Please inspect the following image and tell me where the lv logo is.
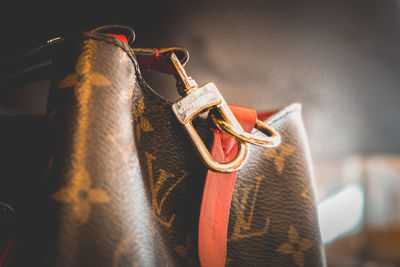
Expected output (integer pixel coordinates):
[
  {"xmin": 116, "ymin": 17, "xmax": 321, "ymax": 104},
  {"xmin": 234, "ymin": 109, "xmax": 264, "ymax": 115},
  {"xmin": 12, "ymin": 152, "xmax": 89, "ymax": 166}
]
[
  {"xmin": 229, "ymin": 175, "xmax": 270, "ymax": 241},
  {"xmin": 145, "ymin": 152, "xmax": 188, "ymax": 227}
]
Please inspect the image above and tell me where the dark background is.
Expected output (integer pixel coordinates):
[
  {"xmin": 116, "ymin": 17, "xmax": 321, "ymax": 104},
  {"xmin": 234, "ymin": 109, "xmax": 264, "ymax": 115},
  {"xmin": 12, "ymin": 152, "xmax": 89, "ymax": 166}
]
[{"xmin": 1, "ymin": 0, "xmax": 399, "ymax": 159}]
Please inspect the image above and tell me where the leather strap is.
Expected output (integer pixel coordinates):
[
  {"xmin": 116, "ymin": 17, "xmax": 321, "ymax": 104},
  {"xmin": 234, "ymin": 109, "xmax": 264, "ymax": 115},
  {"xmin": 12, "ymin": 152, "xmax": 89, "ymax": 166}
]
[{"xmin": 198, "ymin": 105, "xmax": 257, "ymax": 267}]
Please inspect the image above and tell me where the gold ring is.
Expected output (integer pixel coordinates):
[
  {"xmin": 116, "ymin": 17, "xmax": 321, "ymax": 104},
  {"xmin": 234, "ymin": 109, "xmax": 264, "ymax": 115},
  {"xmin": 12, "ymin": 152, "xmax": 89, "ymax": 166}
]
[{"xmin": 211, "ymin": 115, "xmax": 281, "ymax": 147}]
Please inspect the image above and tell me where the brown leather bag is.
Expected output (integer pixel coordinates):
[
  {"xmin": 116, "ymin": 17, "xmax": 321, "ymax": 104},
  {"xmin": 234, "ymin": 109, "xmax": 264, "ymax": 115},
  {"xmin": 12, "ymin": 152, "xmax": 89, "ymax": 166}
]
[{"xmin": 0, "ymin": 25, "xmax": 325, "ymax": 266}]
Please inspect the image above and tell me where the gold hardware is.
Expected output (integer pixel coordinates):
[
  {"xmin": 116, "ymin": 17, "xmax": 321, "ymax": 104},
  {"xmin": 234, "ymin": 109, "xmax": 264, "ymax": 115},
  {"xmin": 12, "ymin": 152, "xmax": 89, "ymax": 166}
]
[
  {"xmin": 170, "ymin": 51, "xmax": 281, "ymax": 173},
  {"xmin": 170, "ymin": 53, "xmax": 249, "ymax": 173},
  {"xmin": 170, "ymin": 53, "xmax": 198, "ymax": 96},
  {"xmin": 211, "ymin": 116, "xmax": 281, "ymax": 147}
]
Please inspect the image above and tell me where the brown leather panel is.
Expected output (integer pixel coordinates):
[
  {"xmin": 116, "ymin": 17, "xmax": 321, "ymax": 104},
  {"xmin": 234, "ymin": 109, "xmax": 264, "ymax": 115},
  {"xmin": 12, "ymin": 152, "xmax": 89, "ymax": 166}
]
[
  {"xmin": 227, "ymin": 104, "xmax": 326, "ymax": 266},
  {"xmin": 45, "ymin": 34, "xmax": 162, "ymax": 266}
]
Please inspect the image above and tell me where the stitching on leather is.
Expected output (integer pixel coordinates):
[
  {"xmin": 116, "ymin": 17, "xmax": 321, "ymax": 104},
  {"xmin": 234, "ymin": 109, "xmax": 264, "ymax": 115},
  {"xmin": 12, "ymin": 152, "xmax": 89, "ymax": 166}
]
[
  {"xmin": 83, "ymin": 34, "xmax": 136, "ymax": 63},
  {"xmin": 82, "ymin": 33, "xmax": 171, "ymax": 109}
]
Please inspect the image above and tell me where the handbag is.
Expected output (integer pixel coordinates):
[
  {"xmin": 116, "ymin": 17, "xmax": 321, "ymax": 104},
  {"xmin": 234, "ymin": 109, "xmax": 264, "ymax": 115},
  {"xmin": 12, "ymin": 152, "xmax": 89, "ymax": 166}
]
[{"xmin": 0, "ymin": 25, "xmax": 325, "ymax": 266}]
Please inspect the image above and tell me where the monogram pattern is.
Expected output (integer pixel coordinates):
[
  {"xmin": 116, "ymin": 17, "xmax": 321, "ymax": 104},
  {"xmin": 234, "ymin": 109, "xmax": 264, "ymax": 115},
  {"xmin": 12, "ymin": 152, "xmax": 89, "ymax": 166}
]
[
  {"xmin": 52, "ymin": 40, "xmax": 111, "ymax": 225},
  {"xmin": 58, "ymin": 55, "xmax": 111, "ymax": 91},
  {"xmin": 229, "ymin": 175, "xmax": 271, "ymax": 241},
  {"xmin": 51, "ymin": 172, "xmax": 111, "ymax": 224},
  {"xmin": 264, "ymin": 142, "xmax": 295, "ymax": 174},
  {"xmin": 133, "ymin": 97, "xmax": 153, "ymax": 141},
  {"xmin": 225, "ymin": 128, "xmax": 323, "ymax": 266},
  {"xmin": 276, "ymin": 225, "xmax": 313, "ymax": 267},
  {"xmin": 145, "ymin": 152, "xmax": 188, "ymax": 228}
]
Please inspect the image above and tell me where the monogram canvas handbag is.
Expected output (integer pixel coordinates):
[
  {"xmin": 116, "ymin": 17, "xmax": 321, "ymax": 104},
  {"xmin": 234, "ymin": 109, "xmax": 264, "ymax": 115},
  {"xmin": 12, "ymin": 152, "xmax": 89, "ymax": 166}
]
[{"xmin": 0, "ymin": 25, "xmax": 325, "ymax": 266}]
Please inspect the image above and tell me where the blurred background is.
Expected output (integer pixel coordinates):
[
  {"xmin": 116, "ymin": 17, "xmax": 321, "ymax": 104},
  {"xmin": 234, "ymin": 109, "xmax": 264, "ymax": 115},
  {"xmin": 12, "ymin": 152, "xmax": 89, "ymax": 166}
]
[{"xmin": 1, "ymin": 0, "xmax": 400, "ymax": 265}]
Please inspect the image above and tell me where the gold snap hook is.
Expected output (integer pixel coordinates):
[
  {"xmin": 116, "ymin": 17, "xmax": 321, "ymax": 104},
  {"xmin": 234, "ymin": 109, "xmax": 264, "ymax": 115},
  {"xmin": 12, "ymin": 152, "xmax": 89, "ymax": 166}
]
[
  {"xmin": 170, "ymin": 53, "xmax": 198, "ymax": 96},
  {"xmin": 170, "ymin": 53, "xmax": 249, "ymax": 173}
]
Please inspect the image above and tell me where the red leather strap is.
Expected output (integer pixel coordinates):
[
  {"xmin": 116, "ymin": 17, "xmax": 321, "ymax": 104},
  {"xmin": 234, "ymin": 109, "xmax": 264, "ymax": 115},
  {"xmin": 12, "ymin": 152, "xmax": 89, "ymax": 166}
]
[{"xmin": 198, "ymin": 105, "xmax": 257, "ymax": 267}]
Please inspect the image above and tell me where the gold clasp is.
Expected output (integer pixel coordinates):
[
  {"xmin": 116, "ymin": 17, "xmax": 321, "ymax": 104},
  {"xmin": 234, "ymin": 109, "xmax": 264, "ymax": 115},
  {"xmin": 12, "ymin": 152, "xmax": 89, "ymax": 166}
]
[{"xmin": 170, "ymin": 53, "xmax": 249, "ymax": 173}]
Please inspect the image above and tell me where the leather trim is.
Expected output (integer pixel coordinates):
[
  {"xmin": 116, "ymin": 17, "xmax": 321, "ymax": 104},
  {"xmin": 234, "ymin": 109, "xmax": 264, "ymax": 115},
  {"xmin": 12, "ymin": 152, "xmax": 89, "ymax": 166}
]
[{"xmin": 199, "ymin": 106, "xmax": 257, "ymax": 267}]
